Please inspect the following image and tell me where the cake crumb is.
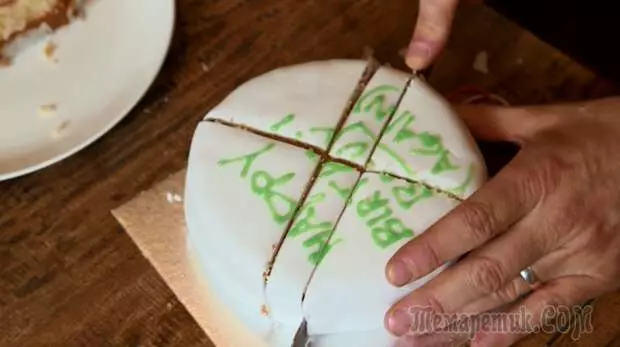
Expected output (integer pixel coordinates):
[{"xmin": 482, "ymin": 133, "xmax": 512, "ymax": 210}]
[
  {"xmin": 39, "ymin": 103, "xmax": 58, "ymax": 118},
  {"xmin": 473, "ymin": 51, "xmax": 489, "ymax": 74},
  {"xmin": 166, "ymin": 192, "xmax": 183, "ymax": 204},
  {"xmin": 200, "ymin": 62, "xmax": 210, "ymax": 72},
  {"xmin": 52, "ymin": 120, "xmax": 71, "ymax": 139},
  {"xmin": 516, "ymin": 57, "xmax": 524, "ymax": 65},
  {"xmin": 44, "ymin": 41, "xmax": 58, "ymax": 62},
  {"xmin": 260, "ymin": 304, "xmax": 270, "ymax": 317}
]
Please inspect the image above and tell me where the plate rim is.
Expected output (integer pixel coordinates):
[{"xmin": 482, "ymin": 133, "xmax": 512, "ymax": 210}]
[{"xmin": 0, "ymin": 0, "xmax": 177, "ymax": 182}]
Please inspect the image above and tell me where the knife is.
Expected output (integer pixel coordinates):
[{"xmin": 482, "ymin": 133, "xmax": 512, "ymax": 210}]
[{"xmin": 292, "ymin": 319, "xmax": 310, "ymax": 347}]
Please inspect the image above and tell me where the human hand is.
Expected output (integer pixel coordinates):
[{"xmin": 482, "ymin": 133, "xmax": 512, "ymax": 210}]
[
  {"xmin": 406, "ymin": 0, "xmax": 461, "ymax": 70},
  {"xmin": 384, "ymin": 98, "xmax": 620, "ymax": 346},
  {"xmin": 406, "ymin": 0, "xmax": 488, "ymax": 71}
]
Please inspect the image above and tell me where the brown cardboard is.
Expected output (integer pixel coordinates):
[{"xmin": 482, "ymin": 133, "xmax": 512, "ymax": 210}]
[{"xmin": 111, "ymin": 170, "xmax": 266, "ymax": 347}]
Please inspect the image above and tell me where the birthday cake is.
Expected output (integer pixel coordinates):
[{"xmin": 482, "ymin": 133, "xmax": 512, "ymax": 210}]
[{"xmin": 184, "ymin": 59, "xmax": 488, "ymax": 346}]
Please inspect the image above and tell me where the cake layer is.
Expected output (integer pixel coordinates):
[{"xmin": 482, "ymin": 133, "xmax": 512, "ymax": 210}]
[
  {"xmin": 0, "ymin": 0, "xmax": 79, "ymax": 60},
  {"xmin": 205, "ymin": 59, "xmax": 372, "ymax": 150},
  {"xmin": 329, "ymin": 66, "xmax": 409, "ymax": 166},
  {"xmin": 265, "ymin": 161, "xmax": 360, "ymax": 329},
  {"xmin": 303, "ymin": 172, "xmax": 459, "ymax": 335},
  {"xmin": 368, "ymin": 78, "xmax": 487, "ymax": 198},
  {"xmin": 184, "ymin": 120, "xmax": 319, "ymax": 340}
]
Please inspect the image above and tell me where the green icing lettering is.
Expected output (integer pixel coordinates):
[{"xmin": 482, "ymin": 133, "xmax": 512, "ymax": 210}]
[
  {"xmin": 334, "ymin": 122, "xmax": 377, "ymax": 159},
  {"xmin": 357, "ymin": 191, "xmax": 390, "ymax": 219},
  {"xmin": 270, "ymin": 113, "xmax": 295, "ymax": 133},
  {"xmin": 354, "ymin": 85, "xmax": 401, "ymax": 121},
  {"xmin": 392, "ymin": 183, "xmax": 434, "ymax": 210},
  {"xmin": 367, "ymin": 206, "xmax": 393, "ymax": 227},
  {"xmin": 391, "ymin": 111, "xmax": 417, "ymax": 143},
  {"xmin": 305, "ymin": 149, "xmax": 320, "ymax": 161},
  {"xmin": 218, "ymin": 143, "xmax": 276, "ymax": 177},
  {"xmin": 372, "ymin": 218, "xmax": 414, "ymax": 249},
  {"xmin": 328, "ymin": 180, "xmax": 354, "ymax": 200},
  {"xmin": 431, "ymin": 150, "xmax": 460, "ymax": 174},
  {"xmin": 288, "ymin": 191, "xmax": 342, "ymax": 266},
  {"xmin": 251, "ymin": 171, "xmax": 298, "ymax": 224},
  {"xmin": 417, "ymin": 132, "xmax": 441, "ymax": 149},
  {"xmin": 376, "ymin": 143, "xmax": 415, "ymax": 175},
  {"xmin": 382, "ymin": 109, "xmax": 462, "ymax": 176},
  {"xmin": 448, "ymin": 164, "xmax": 475, "ymax": 196},
  {"xmin": 319, "ymin": 162, "xmax": 354, "ymax": 178},
  {"xmin": 379, "ymin": 174, "xmax": 395, "ymax": 183},
  {"xmin": 385, "ymin": 110, "xmax": 413, "ymax": 138},
  {"xmin": 295, "ymin": 131, "xmax": 304, "ymax": 139},
  {"xmin": 310, "ymin": 126, "xmax": 337, "ymax": 147},
  {"xmin": 409, "ymin": 132, "xmax": 459, "ymax": 174},
  {"xmin": 304, "ymin": 231, "xmax": 342, "ymax": 265},
  {"xmin": 355, "ymin": 188, "xmax": 415, "ymax": 249}
]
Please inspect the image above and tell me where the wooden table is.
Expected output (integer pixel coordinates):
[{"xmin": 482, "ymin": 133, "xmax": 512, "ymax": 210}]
[{"xmin": 1, "ymin": 1, "xmax": 618, "ymax": 346}]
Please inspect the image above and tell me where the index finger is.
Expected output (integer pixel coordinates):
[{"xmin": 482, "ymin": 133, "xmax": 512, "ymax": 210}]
[
  {"xmin": 406, "ymin": 0, "xmax": 460, "ymax": 70},
  {"xmin": 386, "ymin": 161, "xmax": 538, "ymax": 287}
]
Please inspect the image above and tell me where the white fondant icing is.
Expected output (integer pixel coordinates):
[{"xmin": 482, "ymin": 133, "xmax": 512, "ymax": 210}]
[
  {"xmin": 303, "ymin": 173, "xmax": 459, "ymax": 335},
  {"xmin": 205, "ymin": 60, "xmax": 369, "ymax": 149},
  {"xmin": 329, "ymin": 67, "xmax": 409, "ymax": 166},
  {"xmin": 265, "ymin": 161, "xmax": 359, "ymax": 329},
  {"xmin": 184, "ymin": 60, "xmax": 490, "ymax": 346},
  {"xmin": 369, "ymin": 78, "xmax": 487, "ymax": 198},
  {"xmin": 184, "ymin": 121, "xmax": 318, "ymax": 342}
]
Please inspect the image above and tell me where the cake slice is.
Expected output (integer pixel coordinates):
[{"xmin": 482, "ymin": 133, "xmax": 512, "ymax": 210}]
[{"xmin": 0, "ymin": 0, "xmax": 83, "ymax": 63}]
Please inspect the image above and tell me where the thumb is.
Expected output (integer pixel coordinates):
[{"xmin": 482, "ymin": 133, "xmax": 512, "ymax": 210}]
[
  {"xmin": 454, "ymin": 104, "xmax": 559, "ymax": 144},
  {"xmin": 406, "ymin": 0, "xmax": 460, "ymax": 71}
]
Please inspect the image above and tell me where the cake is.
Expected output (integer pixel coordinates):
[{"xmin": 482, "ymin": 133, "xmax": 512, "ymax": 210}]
[
  {"xmin": 184, "ymin": 59, "xmax": 488, "ymax": 346},
  {"xmin": 0, "ymin": 0, "xmax": 82, "ymax": 63}
]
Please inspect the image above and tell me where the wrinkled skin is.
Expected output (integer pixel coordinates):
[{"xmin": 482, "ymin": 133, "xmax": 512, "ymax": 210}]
[{"xmin": 390, "ymin": 6, "xmax": 620, "ymax": 345}]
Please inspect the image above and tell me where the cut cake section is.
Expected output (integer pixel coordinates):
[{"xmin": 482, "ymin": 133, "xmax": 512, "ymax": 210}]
[
  {"xmin": 265, "ymin": 161, "xmax": 360, "ymax": 332},
  {"xmin": 329, "ymin": 66, "xmax": 409, "ymax": 166},
  {"xmin": 302, "ymin": 172, "xmax": 460, "ymax": 335},
  {"xmin": 368, "ymin": 78, "xmax": 487, "ymax": 198},
  {"xmin": 184, "ymin": 120, "xmax": 318, "ymax": 342},
  {"xmin": 205, "ymin": 59, "xmax": 377, "ymax": 150},
  {"xmin": 0, "ymin": 0, "xmax": 82, "ymax": 62}
]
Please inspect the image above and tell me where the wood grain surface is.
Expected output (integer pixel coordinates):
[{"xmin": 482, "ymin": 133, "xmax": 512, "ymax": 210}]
[{"xmin": 0, "ymin": 1, "xmax": 618, "ymax": 346}]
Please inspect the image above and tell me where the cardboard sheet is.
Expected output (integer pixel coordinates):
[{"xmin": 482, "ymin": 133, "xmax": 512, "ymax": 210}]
[{"xmin": 111, "ymin": 170, "xmax": 266, "ymax": 347}]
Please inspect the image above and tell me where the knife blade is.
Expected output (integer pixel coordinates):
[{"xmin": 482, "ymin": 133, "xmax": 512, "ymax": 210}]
[{"xmin": 292, "ymin": 319, "xmax": 310, "ymax": 347}]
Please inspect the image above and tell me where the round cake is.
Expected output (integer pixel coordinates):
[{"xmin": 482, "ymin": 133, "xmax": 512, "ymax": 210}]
[{"xmin": 184, "ymin": 59, "xmax": 488, "ymax": 346}]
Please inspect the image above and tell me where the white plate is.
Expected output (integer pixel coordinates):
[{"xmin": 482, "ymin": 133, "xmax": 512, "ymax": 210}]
[{"xmin": 0, "ymin": 0, "xmax": 175, "ymax": 181}]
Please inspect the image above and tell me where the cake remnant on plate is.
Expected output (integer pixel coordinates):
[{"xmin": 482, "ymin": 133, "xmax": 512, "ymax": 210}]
[{"xmin": 0, "ymin": 0, "xmax": 83, "ymax": 64}]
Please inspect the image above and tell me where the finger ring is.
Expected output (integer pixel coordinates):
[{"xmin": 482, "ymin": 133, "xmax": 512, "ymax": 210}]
[{"xmin": 519, "ymin": 266, "xmax": 539, "ymax": 286}]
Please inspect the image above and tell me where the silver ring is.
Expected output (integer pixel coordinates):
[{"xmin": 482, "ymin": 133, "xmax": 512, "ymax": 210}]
[{"xmin": 519, "ymin": 266, "xmax": 539, "ymax": 286}]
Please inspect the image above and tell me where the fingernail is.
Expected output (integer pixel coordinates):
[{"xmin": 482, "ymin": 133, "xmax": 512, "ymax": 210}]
[
  {"xmin": 386, "ymin": 309, "xmax": 412, "ymax": 336},
  {"xmin": 387, "ymin": 260, "xmax": 412, "ymax": 286},
  {"xmin": 406, "ymin": 41, "xmax": 432, "ymax": 70}
]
